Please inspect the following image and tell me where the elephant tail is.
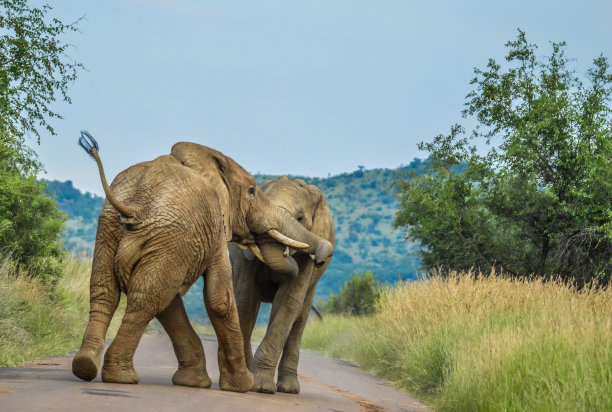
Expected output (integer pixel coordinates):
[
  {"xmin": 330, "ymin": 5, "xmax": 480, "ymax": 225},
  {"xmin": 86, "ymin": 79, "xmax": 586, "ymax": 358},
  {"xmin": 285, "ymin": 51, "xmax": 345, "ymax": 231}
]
[{"xmin": 78, "ymin": 131, "xmax": 137, "ymax": 219}]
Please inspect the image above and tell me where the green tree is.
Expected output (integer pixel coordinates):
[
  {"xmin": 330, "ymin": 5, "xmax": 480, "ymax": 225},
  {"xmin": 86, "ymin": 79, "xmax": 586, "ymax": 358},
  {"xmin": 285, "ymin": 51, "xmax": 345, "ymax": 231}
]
[
  {"xmin": 0, "ymin": 134, "xmax": 65, "ymax": 280},
  {"xmin": 393, "ymin": 30, "xmax": 612, "ymax": 283},
  {"xmin": 326, "ymin": 270, "xmax": 381, "ymax": 315},
  {"xmin": 0, "ymin": 0, "xmax": 82, "ymax": 142},
  {"xmin": 0, "ymin": 1, "xmax": 81, "ymax": 279}
]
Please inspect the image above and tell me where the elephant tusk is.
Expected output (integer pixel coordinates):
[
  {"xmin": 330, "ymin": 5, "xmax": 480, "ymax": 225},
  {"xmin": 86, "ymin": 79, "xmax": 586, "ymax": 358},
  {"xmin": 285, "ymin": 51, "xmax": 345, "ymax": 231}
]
[
  {"xmin": 283, "ymin": 246, "xmax": 289, "ymax": 257},
  {"xmin": 267, "ymin": 229, "xmax": 310, "ymax": 249},
  {"xmin": 248, "ymin": 243, "xmax": 266, "ymax": 263},
  {"xmin": 236, "ymin": 243, "xmax": 248, "ymax": 250}
]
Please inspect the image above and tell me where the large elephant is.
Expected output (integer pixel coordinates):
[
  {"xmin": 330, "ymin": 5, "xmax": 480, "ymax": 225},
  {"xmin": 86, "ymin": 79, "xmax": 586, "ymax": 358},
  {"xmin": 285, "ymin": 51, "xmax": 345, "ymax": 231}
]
[
  {"xmin": 230, "ymin": 176, "xmax": 335, "ymax": 394},
  {"xmin": 72, "ymin": 134, "xmax": 333, "ymax": 392}
]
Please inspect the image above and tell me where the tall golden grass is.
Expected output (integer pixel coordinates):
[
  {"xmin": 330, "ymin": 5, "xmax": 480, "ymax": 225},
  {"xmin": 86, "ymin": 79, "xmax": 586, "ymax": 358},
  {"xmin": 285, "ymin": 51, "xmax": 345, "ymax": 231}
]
[
  {"xmin": 302, "ymin": 270, "xmax": 612, "ymax": 411},
  {"xmin": 0, "ymin": 256, "xmax": 124, "ymax": 366}
]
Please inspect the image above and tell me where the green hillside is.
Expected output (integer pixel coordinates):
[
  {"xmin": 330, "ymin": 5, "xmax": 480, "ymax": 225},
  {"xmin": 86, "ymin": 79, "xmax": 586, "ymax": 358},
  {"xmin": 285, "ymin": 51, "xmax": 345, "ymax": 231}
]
[
  {"xmin": 45, "ymin": 160, "xmax": 424, "ymax": 320},
  {"xmin": 45, "ymin": 180, "xmax": 104, "ymax": 253}
]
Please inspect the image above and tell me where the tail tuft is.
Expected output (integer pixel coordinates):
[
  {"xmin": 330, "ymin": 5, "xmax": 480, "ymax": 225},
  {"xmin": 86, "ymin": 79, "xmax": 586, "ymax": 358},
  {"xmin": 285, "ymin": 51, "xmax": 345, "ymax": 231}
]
[{"xmin": 78, "ymin": 130, "xmax": 99, "ymax": 159}]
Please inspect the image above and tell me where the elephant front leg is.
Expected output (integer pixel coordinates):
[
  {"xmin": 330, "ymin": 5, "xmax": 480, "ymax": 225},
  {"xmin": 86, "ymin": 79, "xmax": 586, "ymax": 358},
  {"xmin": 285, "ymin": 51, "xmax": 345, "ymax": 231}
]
[
  {"xmin": 251, "ymin": 257, "xmax": 313, "ymax": 394},
  {"xmin": 156, "ymin": 295, "xmax": 211, "ymax": 388},
  {"xmin": 277, "ymin": 285, "xmax": 317, "ymax": 394},
  {"xmin": 234, "ymin": 263, "xmax": 263, "ymax": 367},
  {"xmin": 204, "ymin": 248, "xmax": 254, "ymax": 393}
]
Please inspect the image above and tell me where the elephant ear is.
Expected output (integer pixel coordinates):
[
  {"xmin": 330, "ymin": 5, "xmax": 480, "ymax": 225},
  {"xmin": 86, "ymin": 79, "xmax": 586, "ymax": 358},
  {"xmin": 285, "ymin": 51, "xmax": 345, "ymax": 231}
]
[
  {"xmin": 211, "ymin": 154, "xmax": 233, "ymax": 240},
  {"xmin": 170, "ymin": 142, "xmax": 233, "ymax": 240},
  {"xmin": 308, "ymin": 185, "xmax": 335, "ymax": 245}
]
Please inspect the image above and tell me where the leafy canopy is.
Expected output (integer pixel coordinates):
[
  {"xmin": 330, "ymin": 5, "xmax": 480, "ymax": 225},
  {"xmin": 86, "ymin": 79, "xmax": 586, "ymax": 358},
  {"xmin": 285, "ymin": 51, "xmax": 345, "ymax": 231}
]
[
  {"xmin": 394, "ymin": 30, "xmax": 612, "ymax": 283},
  {"xmin": 0, "ymin": 0, "xmax": 82, "ymax": 143}
]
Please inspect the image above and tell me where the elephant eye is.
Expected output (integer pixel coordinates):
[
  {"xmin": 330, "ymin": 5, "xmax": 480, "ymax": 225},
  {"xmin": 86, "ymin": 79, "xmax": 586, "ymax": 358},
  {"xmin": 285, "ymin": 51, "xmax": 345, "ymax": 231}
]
[
  {"xmin": 248, "ymin": 187, "xmax": 255, "ymax": 195},
  {"xmin": 296, "ymin": 215, "xmax": 303, "ymax": 222}
]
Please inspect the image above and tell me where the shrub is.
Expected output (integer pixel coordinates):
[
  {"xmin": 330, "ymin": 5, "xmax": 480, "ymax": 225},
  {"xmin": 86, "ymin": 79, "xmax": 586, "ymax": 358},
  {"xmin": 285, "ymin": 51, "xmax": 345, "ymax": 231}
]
[
  {"xmin": 0, "ymin": 139, "xmax": 65, "ymax": 281},
  {"xmin": 326, "ymin": 270, "xmax": 382, "ymax": 315}
]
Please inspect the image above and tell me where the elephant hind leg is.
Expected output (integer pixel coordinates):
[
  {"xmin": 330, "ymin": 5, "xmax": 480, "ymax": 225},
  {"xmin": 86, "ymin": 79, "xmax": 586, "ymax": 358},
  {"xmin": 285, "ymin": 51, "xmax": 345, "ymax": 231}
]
[
  {"xmin": 73, "ymin": 245, "xmax": 120, "ymax": 382},
  {"xmin": 156, "ymin": 295, "xmax": 211, "ymax": 388},
  {"xmin": 102, "ymin": 260, "xmax": 178, "ymax": 384}
]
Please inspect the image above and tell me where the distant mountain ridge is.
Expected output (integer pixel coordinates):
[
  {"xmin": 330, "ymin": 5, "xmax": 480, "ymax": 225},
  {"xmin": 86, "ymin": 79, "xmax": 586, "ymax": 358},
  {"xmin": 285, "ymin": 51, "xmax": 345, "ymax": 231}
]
[{"xmin": 44, "ymin": 160, "xmax": 424, "ymax": 314}]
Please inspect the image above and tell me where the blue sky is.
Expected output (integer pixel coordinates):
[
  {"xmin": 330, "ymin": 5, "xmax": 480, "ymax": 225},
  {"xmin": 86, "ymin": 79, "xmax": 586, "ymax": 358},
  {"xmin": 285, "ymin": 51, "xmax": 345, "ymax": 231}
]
[{"xmin": 35, "ymin": 0, "xmax": 612, "ymax": 195}]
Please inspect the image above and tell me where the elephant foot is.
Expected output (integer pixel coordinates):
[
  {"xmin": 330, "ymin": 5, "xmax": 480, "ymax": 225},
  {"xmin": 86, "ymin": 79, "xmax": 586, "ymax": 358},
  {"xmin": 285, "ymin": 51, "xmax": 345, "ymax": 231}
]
[
  {"xmin": 251, "ymin": 371, "xmax": 277, "ymax": 394},
  {"xmin": 219, "ymin": 368, "xmax": 254, "ymax": 393},
  {"xmin": 72, "ymin": 347, "xmax": 103, "ymax": 381},
  {"xmin": 277, "ymin": 374, "xmax": 300, "ymax": 394},
  {"xmin": 101, "ymin": 363, "xmax": 139, "ymax": 384},
  {"xmin": 172, "ymin": 364, "xmax": 212, "ymax": 388}
]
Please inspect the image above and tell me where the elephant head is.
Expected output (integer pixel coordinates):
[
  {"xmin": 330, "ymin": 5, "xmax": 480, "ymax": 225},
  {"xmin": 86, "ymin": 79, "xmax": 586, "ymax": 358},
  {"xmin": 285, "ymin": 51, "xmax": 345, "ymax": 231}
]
[
  {"xmin": 253, "ymin": 176, "xmax": 335, "ymax": 277},
  {"xmin": 230, "ymin": 176, "xmax": 335, "ymax": 394},
  {"xmin": 169, "ymin": 143, "xmax": 333, "ymax": 266}
]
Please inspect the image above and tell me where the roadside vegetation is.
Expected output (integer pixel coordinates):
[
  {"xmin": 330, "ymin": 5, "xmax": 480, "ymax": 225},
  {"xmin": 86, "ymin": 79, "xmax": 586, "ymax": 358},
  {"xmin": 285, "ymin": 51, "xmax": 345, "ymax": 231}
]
[
  {"xmin": 0, "ymin": 0, "xmax": 88, "ymax": 366},
  {"xmin": 0, "ymin": 256, "xmax": 124, "ymax": 366},
  {"xmin": 305, "ymin": 32, "xmax": 611, "ymax": 411},
  {"xmin": 302, "ymin": 271, "xmax": 612, "ymax": 412}
]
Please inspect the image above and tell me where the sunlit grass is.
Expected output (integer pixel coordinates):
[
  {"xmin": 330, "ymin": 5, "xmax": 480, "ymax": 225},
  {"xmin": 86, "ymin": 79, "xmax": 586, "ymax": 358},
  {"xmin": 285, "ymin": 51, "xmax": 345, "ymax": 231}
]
[{"xmin": 302, "ymin": 270, "xmax": 612, "ymax": 411}]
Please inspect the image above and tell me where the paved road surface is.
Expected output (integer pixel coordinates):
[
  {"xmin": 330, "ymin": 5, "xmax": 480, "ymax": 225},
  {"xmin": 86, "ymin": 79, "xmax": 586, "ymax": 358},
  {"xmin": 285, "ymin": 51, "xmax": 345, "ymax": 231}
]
[{"xmin": 0, "ymin": 334, "xmax": 431, "ymax": 412}]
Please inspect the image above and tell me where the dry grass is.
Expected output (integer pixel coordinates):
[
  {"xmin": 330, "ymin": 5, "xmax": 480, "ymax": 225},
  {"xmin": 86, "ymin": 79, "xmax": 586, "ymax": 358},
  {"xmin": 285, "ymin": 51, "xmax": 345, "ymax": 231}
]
[
  {"xmin": 302, "ymin": 270, "xmax": 612, "ymax": 411},
  {"xmin": 0, "ymin": 256, "xmax": 125, "ymax": 366}
]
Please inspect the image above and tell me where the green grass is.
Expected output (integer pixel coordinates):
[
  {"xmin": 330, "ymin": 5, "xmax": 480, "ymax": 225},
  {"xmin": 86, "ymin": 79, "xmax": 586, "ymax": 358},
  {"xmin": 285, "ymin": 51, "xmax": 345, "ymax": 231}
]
[
  {"xmin": 302, "ymin": 271, "xmax": 612, "ymax": 411},
  {"xmin": 0, "ymin": 256, "xmax": 125, "ymax": 366}
]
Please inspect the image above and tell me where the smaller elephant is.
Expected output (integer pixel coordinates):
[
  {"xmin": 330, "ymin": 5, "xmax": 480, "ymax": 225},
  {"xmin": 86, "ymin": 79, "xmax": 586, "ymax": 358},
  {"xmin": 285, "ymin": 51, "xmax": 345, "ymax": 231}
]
[
  {"xmin": 230, "ymin": 176, "xmax": 335, "ymax": 394},
  {"xmin": 72, "ymin": 135, "xmax": 333, "ymax": 392}
]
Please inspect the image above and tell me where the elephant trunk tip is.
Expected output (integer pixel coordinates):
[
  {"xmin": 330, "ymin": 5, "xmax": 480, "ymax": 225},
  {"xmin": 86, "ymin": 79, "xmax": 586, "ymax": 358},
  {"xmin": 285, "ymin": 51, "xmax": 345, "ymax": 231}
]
[{"xmin": 314, "ymin": 240, "xmax": 334, "ymax": 265}]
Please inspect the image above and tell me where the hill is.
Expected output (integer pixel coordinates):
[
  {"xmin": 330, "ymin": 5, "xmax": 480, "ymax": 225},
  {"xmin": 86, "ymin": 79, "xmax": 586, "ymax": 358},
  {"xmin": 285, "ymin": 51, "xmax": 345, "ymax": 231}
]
[
  {"xmin": 45, "ymin": 159, "xmax": 424, "ymax": 320},
  {"xmin": 45, "ymin": 180, "xmax": 104, "ymax": 253}
]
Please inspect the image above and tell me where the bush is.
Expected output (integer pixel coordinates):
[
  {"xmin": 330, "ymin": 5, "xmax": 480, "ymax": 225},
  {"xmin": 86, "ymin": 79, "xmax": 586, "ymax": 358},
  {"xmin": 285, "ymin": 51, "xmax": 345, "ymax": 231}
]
[
  {"xmin": 0, "ymin": 139, "xmax": 65, "ymax": 281},
  {"xmin": 325, "ymin": 270, "xmax": 382, "ymax": 315}
]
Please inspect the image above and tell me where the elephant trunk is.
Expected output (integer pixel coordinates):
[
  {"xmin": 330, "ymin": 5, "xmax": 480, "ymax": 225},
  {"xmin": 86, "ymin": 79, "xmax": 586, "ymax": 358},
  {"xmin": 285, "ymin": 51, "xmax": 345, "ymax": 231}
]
[
  {"xmin": 259, "ymin": 242, "xmax": 299, "ymax": 278},
  {"xmin": 252, "ymin": 203, "xmax": 333, "ymax": 265}
]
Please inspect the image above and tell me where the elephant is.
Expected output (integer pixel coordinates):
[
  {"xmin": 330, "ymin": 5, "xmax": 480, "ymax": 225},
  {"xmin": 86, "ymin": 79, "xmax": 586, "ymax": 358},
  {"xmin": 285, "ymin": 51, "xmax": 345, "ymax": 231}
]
[
  {"xmin": 71, "ymin": 133, "xmax": 334, "ymax": 392},
  {"xmin": 230, "ymin": 176, "xmax": 335, "ymax": 394}
]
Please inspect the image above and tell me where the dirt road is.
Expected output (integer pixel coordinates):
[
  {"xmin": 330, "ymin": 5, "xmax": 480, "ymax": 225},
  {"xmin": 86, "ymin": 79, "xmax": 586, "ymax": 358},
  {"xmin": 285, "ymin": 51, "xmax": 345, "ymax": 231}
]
[{"xmin": 0, "ymin": 334, "xmax": 430, "ymax": 412}]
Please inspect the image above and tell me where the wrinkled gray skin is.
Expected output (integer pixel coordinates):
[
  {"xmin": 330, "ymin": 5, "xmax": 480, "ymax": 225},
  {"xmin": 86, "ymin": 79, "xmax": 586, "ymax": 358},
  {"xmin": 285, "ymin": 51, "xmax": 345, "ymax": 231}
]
[
  {"xmin": 230, "ymin": 176, "xmax": 335, "ymax": 394},
  {"xmin": 72, "ymin": 143, "xmax": 333, "ymax": 393}
]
